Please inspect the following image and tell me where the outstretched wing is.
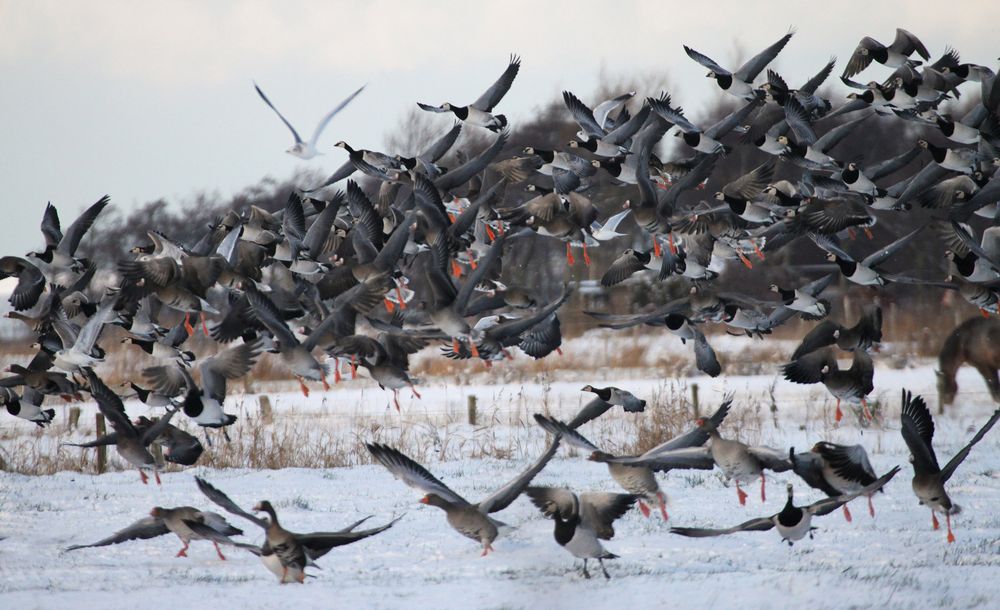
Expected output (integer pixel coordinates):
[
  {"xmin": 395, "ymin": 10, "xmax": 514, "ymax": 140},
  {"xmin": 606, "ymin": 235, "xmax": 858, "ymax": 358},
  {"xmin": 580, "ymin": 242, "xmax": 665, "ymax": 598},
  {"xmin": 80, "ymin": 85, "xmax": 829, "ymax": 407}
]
[
  {"xmin": 308, "ymin": 85, "xmax": 366, "ymax": 147},
  {"xmin": 254, "ymin": 83, "xmax": 303, "ymax": 144},
  {"xmin": 65, "ymin": 517, "xmax": 168, "ymax": 551},
  {"xmin": 471, "ymin": 55, "xmax": 521, "ymax": 112}
]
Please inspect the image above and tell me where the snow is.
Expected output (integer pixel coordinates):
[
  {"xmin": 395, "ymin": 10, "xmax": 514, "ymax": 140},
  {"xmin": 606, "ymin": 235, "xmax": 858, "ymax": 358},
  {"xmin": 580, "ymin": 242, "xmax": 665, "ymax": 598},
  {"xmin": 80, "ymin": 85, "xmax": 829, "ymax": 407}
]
[{"xmin": 2, "ymin": 361, "xmax": 1000, "ymax": 609}]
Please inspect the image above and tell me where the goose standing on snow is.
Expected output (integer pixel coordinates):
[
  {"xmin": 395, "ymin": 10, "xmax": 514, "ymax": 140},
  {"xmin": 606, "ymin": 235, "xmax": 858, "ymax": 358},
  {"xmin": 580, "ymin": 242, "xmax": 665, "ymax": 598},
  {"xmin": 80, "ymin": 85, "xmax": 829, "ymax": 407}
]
[
  {"xmin": 418, "ymin": 55, "xmax": 520, "ymax": 132},
  {"xmin": 254, "ymin": 82, "xmax": 365, "ymax": 159},
  {"xmin": 900, "ymin": 389, "xmax": 1000, "ymax": 543},
  {"xmin": 366, "ymin": 437, "xmax": 560, "ymax": 555},
  {"xmin": 526, "ymin": 486, "xmax": 637, "ymax": 579},
  {"xmin": 194, "ymin": 477, "xmax": 399, "ymax": 583},
  {"xmin": 670, "ymin": 469, "xmax": 899, "ymax": 546}
]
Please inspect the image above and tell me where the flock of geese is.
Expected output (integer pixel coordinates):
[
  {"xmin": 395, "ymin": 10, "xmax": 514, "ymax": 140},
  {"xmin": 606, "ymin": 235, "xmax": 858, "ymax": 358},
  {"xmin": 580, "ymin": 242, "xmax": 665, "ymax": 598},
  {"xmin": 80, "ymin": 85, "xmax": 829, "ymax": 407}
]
[{"xmin": 3, "ymin": 27, "xmax": 1000, "ymax": 582}]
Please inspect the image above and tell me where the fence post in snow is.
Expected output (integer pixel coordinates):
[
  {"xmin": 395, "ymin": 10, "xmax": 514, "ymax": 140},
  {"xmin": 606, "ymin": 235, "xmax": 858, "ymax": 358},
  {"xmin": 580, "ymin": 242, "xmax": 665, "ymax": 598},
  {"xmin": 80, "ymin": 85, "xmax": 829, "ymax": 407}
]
[
  {"xmin": 467, "ymin": 395, "xmax": 477, "ymax": 425},
  {"xmin": 95, "ymin": 413, "xmax": 107, "ymax": 475},
  {"xmin": 259, "ymin": 395, "xmax": 273, "ymax": 425},
  {"xmin": 691, "ymin": 384, "xmax": 700, "ymax": 418}
]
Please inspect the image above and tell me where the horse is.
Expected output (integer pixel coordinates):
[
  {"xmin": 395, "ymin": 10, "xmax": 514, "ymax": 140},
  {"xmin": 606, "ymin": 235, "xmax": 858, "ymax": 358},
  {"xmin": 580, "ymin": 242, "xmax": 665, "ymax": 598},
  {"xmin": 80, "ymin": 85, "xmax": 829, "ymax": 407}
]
[{"xmin": 937, "ymin": 317, "xmax": 1000, "ymax": 411}]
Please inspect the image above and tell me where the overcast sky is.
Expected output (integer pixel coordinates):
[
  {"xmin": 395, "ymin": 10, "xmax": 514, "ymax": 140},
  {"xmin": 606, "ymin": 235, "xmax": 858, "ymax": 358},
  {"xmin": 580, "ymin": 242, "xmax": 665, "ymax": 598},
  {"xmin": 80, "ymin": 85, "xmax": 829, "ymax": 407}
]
[{"xmin": 2, "ymin": 1, "xmax": 998, "ymax": 255}]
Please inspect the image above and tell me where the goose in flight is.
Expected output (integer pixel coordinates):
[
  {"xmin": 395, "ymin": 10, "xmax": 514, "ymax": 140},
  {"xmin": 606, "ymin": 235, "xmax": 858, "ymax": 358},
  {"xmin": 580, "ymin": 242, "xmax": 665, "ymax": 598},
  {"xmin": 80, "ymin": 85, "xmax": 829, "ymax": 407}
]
[{"xmin": 254, "ymin": 82, "xmax": 365, "ymax": 160}]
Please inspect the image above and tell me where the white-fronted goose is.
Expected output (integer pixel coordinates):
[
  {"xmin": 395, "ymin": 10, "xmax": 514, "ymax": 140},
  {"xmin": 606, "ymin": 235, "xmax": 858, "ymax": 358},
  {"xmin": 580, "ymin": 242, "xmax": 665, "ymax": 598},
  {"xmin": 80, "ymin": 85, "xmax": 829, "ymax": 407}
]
[
  {"xmin": 671, "ymin": 469, "xmax": 899, "ymax": 545},
  {"xmin": 66, "ymin": 506, "xmax": 242, "ymax": 560},
  {"xmin": 536, "ymin": 398, "xmax": 730, "ymax": 519},
  {"xmin": 64, "ymin": 369, "xmax": 178, "ymax": 485},
  {"xmin": 789, "ymin": 442, "xmax": 895, "ymax": 521},
  {"xmin": 783, "ymin": 348, "xmax": 875, "ymax": 422},
  {"xmin": 195, "ymin": 477, "xmax": 399, "ymax": 583},
  {"xmin": 525, "ymin": 486, "xmax": 637, "ymax": 579},
  {"xmin": 900, "ymin": 389, "xmax": 1000, "ymax": 543},
  {"xmin": 366, "ymin": 437, "xmax": 560, "ymax": 555},
  {"xmin": 696, "ymin": 413, "xmax": 793, "ymax": 505}
]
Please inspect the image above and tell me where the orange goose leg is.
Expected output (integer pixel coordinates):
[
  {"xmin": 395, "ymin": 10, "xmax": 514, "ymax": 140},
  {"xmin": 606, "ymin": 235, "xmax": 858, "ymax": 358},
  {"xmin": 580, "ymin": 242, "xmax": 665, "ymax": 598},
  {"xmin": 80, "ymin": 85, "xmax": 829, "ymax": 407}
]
[
  {"xmin": 946, "ymin": 513, "xmax": 955, "ymax": 543},
  {"xmin": 298, "ymin": 377, "xmax": 310, "ymax": 398},
  {"xmin": 657, "ymin": 491, "xmax": 669, "ymax": 520},
  {"xmin": 931, "ymin": 510, "xmax": 940, "ymax": 530},
  {"xmin": 736, "ymin": 482, "xmax": 748, "ymax": 506},
  {"xmin": 200, "ymin": 312, "xmax": 210, "ymax": 336},
  {"xmin": 565, "ymin": 243, "xmax": 575, "ymax": 266},
  {"xmin": 842, "ymin": 503, "xmax": 853, "ymax": 522},
  {"xmin": 861, "ymin": 399, "xmax": 873, "ymax": 421},
  {"xmin": 668, "ymin": 232, "xmax": 678, "ymax": 255},
  {"xmin": 334, "ymin": 361, "xmax": 342, "ymax": 384},
  {"xmin": 154, "ymin": 470, "xmax": 161, "ymax": 486},
  {"xmin": 384, "ymin": 298, "xmax": 395, "ymax": 313},
  {"xmin": 653, "ymin": 239, "xmax": 662, "ymax": 258},
  {"xmin": 183, "ymin": 313, "xmax": 195, "ymax": 336},
  {"xmin": 396, "ymin": 285, "xmax": 406, "ymax": 309},
  {"xmin": 752, "ymin": 240, "xmax": 765, "ymax": 260},
  {"xmin": 868, "ymin": 496, "xmax": 876, "ymax": 518},
  {"xmin": 176, "ymin": 541, "xmax": 189, "ymax": 557},
  {"xmin": 835, "ymin": 399, "xmax": 843, "ymax": 422},
  {"xmin": 638, "ymin": 500, "xmax": 651, "ymax": 518},
  {"xmin": 213, "ymin": 541, "xmax": 227, "ymax": 560},
  {"xmin": 409, "ymin": 384, "xmax": 422, "ymax": 399},
  {"xmin": 350, "ymin": 355, "xmax": 357, "ymax": 379},
  {"xmin": 760, "ymin": 472, "xmax": 767, "ymax": 502},
  {"xmin": 321, "ymin": 375, "xmax": 330, "ymax": 392},
  {"xmin": 139, "ymin": 470, "xmax": 149, "ymax": 485},
  {"xmin": 738, "ymin": 250, "xmax": 753, "ymax": 269},
  {"xmin": 392, "ymin": 389, "xmax": 401, "ymax": 412},
  {"xmin": 582, "ymin": 243, "xmax": 591, "ymax": 267}
]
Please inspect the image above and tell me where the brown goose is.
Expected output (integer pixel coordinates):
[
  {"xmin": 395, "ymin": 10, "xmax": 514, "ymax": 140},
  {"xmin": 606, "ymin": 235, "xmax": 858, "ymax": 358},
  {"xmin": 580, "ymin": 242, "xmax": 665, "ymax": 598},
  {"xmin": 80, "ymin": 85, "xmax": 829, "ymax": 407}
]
[
  {"xmin": 525, "ymin": 486, "xmax": 637, "ymax": 579},
  {"xmin": 789, "ymin": 441, "xmax": 893, "ymax": 521},
  {"xmin": 63, "ymin": 369, "xmax": 178, "ymax": 485},
  {"xmin": 534, "ymin": 398, "xmax": 731, "ymax": 519},
  {"xmin": 366, "ymin": 437, "xmax": 560, "ymax": 555},
  {"xmin": 65, "ymin": 506, "xmax": 242, "ymax": 560},
  {"xmin": 900, "ymin": 389, "xmax": 1000, "ymax": 543},
  {"xmin": 696, "ymin": 413, "xmax": 793, "ymax": 505},
  {"xmin": 195, "ymin": 477, "xmax": 399, "ymax": 583}
]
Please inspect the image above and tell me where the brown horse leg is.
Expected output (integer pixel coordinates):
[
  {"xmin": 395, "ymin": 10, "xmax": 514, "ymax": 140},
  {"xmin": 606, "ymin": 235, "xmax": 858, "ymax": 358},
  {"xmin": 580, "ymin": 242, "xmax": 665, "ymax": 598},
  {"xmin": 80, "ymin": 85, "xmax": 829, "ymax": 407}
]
[{"xmin": 974, "ymin": 364, "xmax": 1000, "ymax": 403}]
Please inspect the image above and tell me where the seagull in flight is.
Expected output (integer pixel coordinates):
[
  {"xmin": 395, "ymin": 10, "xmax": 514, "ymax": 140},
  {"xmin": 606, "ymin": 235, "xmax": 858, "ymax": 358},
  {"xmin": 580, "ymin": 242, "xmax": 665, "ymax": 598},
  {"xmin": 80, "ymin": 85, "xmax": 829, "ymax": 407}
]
[{"xmin": 253, "ymin": 82, "xmax": 365, "ymax": 160}]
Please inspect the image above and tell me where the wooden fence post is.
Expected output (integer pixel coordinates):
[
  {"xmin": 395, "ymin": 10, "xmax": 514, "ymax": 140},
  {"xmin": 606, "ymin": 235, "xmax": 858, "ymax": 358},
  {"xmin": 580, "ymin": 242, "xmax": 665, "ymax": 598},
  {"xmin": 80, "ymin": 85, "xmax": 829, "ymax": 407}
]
[
  {"xmin": 691, "ymin": 384, "xmax": 700, "ymax": 419},
  {"xmin": 467, "ymin": 395, "xmax": 477, "ymax": 425},
  {"xmin": 95, "ymin": 413, "xmax": 107, "ymax": 475},
  {"xmin": 259, "ymin": 395, "xmax": 273, "ymax": 425},
  {"xmin": 68, "ymin": 407, "xmax": 81, "ymax": 430}
]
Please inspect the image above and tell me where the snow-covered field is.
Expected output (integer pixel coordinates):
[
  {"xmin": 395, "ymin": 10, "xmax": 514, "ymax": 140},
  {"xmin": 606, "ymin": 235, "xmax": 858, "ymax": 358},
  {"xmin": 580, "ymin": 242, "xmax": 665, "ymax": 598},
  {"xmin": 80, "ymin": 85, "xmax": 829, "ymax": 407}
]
[{"xmin": 2, "ymin": 359, "xmax": 1000, "ymax": 609}]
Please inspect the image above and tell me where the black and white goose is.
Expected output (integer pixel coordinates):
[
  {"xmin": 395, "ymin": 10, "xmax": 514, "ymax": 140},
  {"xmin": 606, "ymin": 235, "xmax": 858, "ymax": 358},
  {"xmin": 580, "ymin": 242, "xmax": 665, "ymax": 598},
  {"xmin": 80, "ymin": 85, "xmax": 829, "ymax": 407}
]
[
  {"xmin": 0, "ymin": 387, "xmax": 54, "ymax": 427},
  {"xmin": 526, "ymin": 486, "xmax": 638, "ymax": 579},
  {"xmin": 684, "ymin": 30, "xmax": 795, "ymax": 100},
  {"xmin": 671, "ymin": 469, "xmax": 899, "ymax": 546},
  {"xmin": 900, "ymin": 389, "xmax": 1000, "ymax": 543},
  {"xmin": 917, "ymin": 139, "xmax": 980, "ymax": 174},
  {"xmin": 418, "ymin": 55, "xmax": 520, "ymax": 132},
  {"xmin": 140, "ymin": 339, "xmax": 262, "ymax": 442},
  {"xmin": 768, "ymin": 273, "xmax": 834, "ymax": 320},
  {"xmin": 842, "ymin": 29, "xmax": 930, "ymax": 79}
]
